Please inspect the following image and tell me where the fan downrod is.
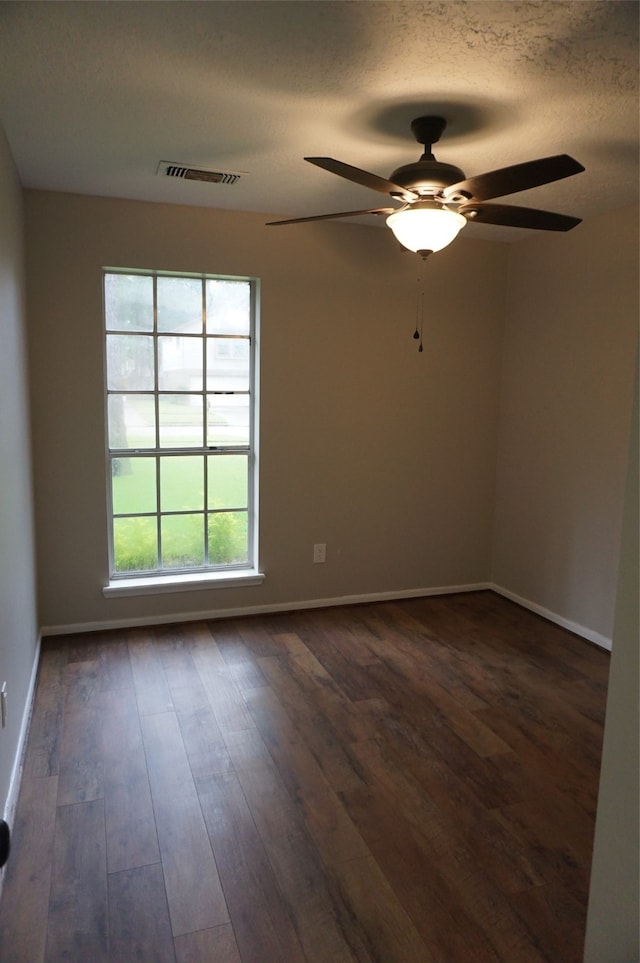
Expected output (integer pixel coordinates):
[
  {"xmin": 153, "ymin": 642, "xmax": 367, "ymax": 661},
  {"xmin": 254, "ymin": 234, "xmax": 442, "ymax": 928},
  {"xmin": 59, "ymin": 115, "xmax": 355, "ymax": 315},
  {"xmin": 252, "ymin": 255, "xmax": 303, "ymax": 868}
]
[{"xmin": 411, "ymin": 116, "xmax": 447, "ymax": 156}]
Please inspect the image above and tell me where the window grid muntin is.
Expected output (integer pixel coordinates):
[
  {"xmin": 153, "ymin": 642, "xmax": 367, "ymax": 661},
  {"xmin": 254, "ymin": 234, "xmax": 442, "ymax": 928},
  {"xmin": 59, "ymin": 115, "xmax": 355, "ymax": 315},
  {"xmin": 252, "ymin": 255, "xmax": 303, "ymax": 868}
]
[{"xmin": 105, "ymin": 269, "xmax": 255, "ymax": 578}]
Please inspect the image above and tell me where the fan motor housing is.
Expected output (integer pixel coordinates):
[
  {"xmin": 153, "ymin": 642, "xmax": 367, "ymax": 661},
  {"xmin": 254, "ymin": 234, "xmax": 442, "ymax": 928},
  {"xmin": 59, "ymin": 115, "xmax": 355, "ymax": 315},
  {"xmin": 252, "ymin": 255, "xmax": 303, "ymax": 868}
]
[{"xmin": 389, "ymin": 160, "xmax": 466, "ymax": 194}]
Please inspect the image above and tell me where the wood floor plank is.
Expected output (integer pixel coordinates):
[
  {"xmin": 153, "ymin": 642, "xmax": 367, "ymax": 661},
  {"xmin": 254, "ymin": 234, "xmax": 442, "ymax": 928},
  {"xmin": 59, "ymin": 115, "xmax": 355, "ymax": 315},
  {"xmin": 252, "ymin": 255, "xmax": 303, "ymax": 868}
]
[
  {"xmin": 367, "ymin": 660, "xmax": 522, "ymax": 811},
  {"xmin": 511, "ymin": 881, "xmax": 589, "ymax": 963},
  {"xmin": 168, "ymin": 667, "xmax": 230, "ymax": 779},
  {"xmin": 243, "ymin": 684, "xmax": 338, "ymax": 801},
  {"xmin": 129, "ymin": 630, "xmax": 175, "ymax": 717},
  {"xmin": 276, "ymin": 630, "xmax": 336, "ymax": 686},
  {"xmin": 190, "ymin": 640, "xmax": 255, "ymax": 734},
  {"xmin": 23, "ymin": 640, "xmax": 68, "ymax": 778},
  {"xmin": 360, "ymin": 723, "xmax": 546, "ymax": 896},
  {"xmin": 0, "ymin": 775, "xmax": 58, "ymax": 963},
  {"xmin": 340, "ymin": 783, "xmax": 502, "ymax": 963},
  {"xmin": 165, "ymin": 666, "xmax": 209, "ymax": 711},
  {"xmin": 99, "ymin": 635, "xmax": 135, "ymax": 691},
  {"xmin": 108, "ymin": 862, "xmax": 176, "ymax": 963},
  {"xmin": 290, "ymin": 615, "xmax": 379, "ymax": 703},
  {"xmin": 234, "ymin": 759, "xmax": 307, "ymax": 843},
  {"xmin": 196, "ymin": 770, "xmax": 307, "ymax": 963},
  {"xmin": 492, "ymin": 800, "xmax": 594, "ymax": 902},
  {"xmin": 326, "ymin": 854, "xmax": 430, "ymax": 962},
  {"xmin": 208, "ymin": 620, "xmax": 255, "ymax": 665},
  {"xmin": 280, "ymin": 637, "xmax": 390, "ymax": 744},
  {"xmin": 346, "ymin": 739, "xmax": 549, "ymax": 960},
  {"xmin": 297, "ymin": 786, "xmax": 370, "ymax": 865},
  {"xmin": 259, "ymin": 826, "xmax": 371, "ymax": 963},
  {"xmin": 313, "ymin": 612, "xmax": 381, "ymax": 668},
  {"xmin": 353, "ymin": 614, "xmax": 513, "ymax": 758},
  {"xmin": 223, "ymin": 657, "xmax": 268, "ymax": 692},
  {"xmin": 156, "ymin": 629, "xmax": 202, "ymax": 689},
  {"xmin": 174, "ymin": 924, "xmax": 241, "ymax": 963},
  {"xmin": 258, "ymin": 653, "xmax": 366, "ymax": 792},
  {"xmin": 236, "ymin": 749, "xmax": 368, "ymax": 869},
  {"xmin": 474, "ymin": 704, "xmax": 603, "ymax": 819},
  {"xmin": 141, "ymin": 710, "xmax": 229, "ymax": 936},
  {"xmin": 57, "ymin": 704, "xmax": 103, "ymax": 806},
  {"xmin": 45, "ymin": 799, "xmax": 109, "ymax": 963},
  {"xmin": 102, "ymin": 688, "xmax": 160, "ymax": 874},
  {"xmin": 556, "ymin": 675, "xmax": 608, "ymax": 727},
  {"xmin": 174, "ymin": 690, "xmax": 234, "ymax": 779},
  {"xmin": 454, "ymin": 590, "xmax": 607, "ymax": 682},
  {"xmin": 62, "ymin": 658, "xmax": 103, "ymax": 710},
  {"xmin": 66, "ymin": 633, "xmax": 106, "ymax": 665},
  {"xmin": 185, "ymin": 620, "xmax": 228, "ymax": 669},
  {"xmin": 222, "ymin": 724, "xmax": 273, "ymax": 770},
  {"xmin": 237, "ymin": 618, "xmax": 289, "ymax": 658}
]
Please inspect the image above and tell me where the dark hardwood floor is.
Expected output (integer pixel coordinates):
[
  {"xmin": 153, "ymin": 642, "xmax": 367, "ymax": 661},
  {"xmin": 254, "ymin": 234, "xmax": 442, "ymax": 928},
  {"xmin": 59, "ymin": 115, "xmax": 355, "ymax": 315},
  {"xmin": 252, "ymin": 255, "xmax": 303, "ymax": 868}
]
[{"xmin": 0, "ymin": 591, "xmax": 610, "ymax": 962}]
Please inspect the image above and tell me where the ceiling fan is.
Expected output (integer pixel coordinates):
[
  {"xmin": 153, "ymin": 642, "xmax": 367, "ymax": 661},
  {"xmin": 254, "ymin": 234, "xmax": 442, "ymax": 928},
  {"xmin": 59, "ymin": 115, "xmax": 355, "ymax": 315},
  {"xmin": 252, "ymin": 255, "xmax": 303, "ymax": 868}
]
[{"xmin": 266, "ymin": 115, "xmax": 585, "ymax": 256}]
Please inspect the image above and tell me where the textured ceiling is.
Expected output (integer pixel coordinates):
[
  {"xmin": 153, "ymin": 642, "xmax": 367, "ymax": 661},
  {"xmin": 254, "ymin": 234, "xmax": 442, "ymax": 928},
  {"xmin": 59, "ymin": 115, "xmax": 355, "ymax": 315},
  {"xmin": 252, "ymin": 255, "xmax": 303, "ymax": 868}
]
[{"xmin": 0, "ymin": 0, "xmax": 637, "ymax": 242}]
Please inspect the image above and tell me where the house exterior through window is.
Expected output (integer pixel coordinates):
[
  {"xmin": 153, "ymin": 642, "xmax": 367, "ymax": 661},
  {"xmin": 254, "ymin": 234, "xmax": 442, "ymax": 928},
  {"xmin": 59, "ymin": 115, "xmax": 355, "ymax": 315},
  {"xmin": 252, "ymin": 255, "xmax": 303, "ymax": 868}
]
[{"xmin": 104, "ymin": 270, "xmax": 258, "ymax": 580}]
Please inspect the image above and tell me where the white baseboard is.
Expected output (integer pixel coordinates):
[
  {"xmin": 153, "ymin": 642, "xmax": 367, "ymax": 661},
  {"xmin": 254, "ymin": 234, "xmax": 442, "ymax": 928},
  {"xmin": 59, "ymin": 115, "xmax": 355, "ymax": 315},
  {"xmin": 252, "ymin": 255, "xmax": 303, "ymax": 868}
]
[
  {"xmin": 39, "ymin": 581, "xmax": 611, "ymax": 651},
  {"xmin": 3, "ymin": 633, "xmax": 41, "ymax": 822},
  {"xmin": 0, "ymin": 632, "xmax": 41, "ymax": 898},
  {"xmin": 40, "ymin": 582, "xmax": 491, "ymax": 637},
  {"xmin": 489, "ymin": 583, "xmax": 612, "ymax": 651}
]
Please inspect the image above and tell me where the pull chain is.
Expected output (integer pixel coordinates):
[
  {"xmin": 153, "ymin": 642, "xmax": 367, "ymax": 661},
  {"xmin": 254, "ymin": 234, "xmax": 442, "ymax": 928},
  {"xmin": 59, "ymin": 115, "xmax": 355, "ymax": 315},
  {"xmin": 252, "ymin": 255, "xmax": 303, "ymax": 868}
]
[
  {"xmin": 412, "ymin": 254, "xmax": 428, "ymax": 352},
  {"xmin": 413, "ymin": 264, "xmax": 421, "ymax": 343}
]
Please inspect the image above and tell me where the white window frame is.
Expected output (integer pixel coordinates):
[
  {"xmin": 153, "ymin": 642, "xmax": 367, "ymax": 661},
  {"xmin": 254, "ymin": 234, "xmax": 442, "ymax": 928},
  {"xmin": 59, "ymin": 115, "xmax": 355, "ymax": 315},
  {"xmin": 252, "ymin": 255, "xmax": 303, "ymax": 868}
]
[{"xmin": 102, "ymin": 268, "xmax": 262, "ymax": 596}]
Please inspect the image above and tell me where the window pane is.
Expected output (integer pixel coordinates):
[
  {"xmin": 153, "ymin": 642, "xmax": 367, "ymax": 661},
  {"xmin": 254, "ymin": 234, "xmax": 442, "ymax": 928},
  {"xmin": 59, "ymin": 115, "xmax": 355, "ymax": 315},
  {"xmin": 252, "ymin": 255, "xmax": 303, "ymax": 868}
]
[
  {"xmin": 206, "ymin": 338, "xmax": 250, "ymax": 391},
  {"xmin": 112, "ymin": 457, "xmax": 157, "ymax": 514},
  {"xmin": 161, "ymin": 514, "xmax": 204, "ymax": 568},
  {"xmin": 107, "ymin": 334, "xmax": 154, "ymax": 390},
  {"xmin": 207, "ymin": 511, "xmax": 248, "ymax": 564},
  {"xmin": 158, "ymin": 395, "xmax": 204, "ymax": 448},
  {"xmin": 108, "ymin": 394, "xmax": 156, "ymax": 450},
  {"xmin": 206, "ymin": 279, "xmax": 250, "ymax": 335},
  {"xmin": 160, "ymin": 456, "xmax": 204, "ymax": 512},
  {"xmin": 105, "ymin": 274, "xmax": 153, "ymax": 332},
  {"xmin": 157, "ymin": 277, "xmax": 203, "ymax": 333},
  {"xmin": 207, "ymin": 454, "xmax": 248, "ymax": 509},
  {"xmin": 113, "ymin": 516, "xmax": 157, "ymax": 572},
  {"xmin": 207, "ymin": 394, "xmax": 250, "ymax": 448},
  {"xmin": 158, "ymin": 336, "xmax": 203, "ymax": 391}
]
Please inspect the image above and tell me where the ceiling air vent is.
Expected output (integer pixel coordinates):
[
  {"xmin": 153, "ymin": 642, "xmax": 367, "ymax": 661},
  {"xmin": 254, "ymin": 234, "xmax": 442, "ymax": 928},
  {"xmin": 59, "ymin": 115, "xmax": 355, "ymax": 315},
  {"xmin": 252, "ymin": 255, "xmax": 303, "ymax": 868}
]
[{"xmin": 156, "ymin": 161, "xmax": 244, "ymax": 185}]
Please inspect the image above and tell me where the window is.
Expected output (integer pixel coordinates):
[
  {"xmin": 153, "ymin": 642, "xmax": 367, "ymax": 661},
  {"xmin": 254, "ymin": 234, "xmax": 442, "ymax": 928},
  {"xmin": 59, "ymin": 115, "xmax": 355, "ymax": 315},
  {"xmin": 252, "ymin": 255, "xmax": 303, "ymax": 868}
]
[{"xmin": 104, "ymin": 270, "xmax": 258, "ymax": 582}]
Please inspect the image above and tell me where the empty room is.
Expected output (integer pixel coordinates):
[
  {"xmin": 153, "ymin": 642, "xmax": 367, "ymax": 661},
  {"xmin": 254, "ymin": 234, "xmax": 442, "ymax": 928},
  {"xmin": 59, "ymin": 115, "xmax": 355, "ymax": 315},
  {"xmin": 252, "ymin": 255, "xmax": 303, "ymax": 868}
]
[{"xmin": 0, "ymin": 2, "xmax": 637, "ymax": 962}]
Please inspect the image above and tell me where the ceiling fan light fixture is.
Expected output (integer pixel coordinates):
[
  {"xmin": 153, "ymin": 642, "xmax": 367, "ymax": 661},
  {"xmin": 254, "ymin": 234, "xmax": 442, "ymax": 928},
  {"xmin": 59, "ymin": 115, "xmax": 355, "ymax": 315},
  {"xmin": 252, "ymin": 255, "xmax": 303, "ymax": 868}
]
[{"xmin": 386, "ymin": 204, "xmax": 467, "ymax": 253}]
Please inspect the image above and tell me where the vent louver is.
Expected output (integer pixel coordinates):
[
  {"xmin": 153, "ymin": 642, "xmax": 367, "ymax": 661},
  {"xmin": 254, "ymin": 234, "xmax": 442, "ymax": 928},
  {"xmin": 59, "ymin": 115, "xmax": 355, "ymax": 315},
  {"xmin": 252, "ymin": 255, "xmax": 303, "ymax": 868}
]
[{"xmin": 156, "ymin": 161, "xmax": 244, "ymax": 185}]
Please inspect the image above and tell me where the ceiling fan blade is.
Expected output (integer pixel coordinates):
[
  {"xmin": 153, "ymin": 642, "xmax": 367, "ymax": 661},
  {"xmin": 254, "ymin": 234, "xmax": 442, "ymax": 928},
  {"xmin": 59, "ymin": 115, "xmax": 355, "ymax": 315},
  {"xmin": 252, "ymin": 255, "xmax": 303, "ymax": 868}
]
[
  {"xmin": 305, "ymin": 157, "xmax": 418, "ymax": 200},
  {"xmin": 460, "ymin": 202, "xmax": 582, "ymax": 231},
  {"xmin": 444, "ymin": 154, "xmax": 585, "ymax": 202},
  {"xmin": 266, "ymin": 207, "xmax": 395, "ymax": 226}
]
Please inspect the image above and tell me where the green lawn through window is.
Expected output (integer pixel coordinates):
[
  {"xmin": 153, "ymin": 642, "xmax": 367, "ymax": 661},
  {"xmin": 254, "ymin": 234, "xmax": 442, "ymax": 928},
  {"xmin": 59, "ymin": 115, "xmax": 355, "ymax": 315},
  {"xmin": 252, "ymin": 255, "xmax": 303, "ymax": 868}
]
[{"xmin": 112, "ymin": 453, "xmax": 249, "ymax": 572}]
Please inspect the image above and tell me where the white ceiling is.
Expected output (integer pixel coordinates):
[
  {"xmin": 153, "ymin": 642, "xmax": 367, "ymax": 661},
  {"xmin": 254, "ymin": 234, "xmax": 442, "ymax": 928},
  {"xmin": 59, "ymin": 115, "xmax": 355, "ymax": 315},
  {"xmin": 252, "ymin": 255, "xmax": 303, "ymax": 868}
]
[{"xmin": 0, "ymin": 0, "xmax": 637, "ymax": 242}]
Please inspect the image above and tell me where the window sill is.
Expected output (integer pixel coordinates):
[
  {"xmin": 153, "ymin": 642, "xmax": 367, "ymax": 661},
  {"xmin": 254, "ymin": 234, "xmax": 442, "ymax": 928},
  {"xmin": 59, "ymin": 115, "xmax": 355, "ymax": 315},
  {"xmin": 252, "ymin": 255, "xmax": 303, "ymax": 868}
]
[{"xmin": 103, "ymin": 569, "xmax": 265, "ymax": 598}]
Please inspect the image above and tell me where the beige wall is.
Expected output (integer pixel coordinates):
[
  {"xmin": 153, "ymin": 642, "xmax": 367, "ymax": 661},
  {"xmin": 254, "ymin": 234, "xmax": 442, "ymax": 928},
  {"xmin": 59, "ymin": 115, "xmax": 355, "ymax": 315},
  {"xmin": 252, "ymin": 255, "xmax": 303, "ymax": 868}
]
[
  {"xmin": 492, "ymin": 204, "xmax": 639, "ymax": 643},
  {"xmin": 25, "ymin": 190, "xmax": 506, "ymax": 630},
  {"xmin": 584, "ymin": 364, "xmax": 639, "ymax": 962},
  {"xmin": 22, "ymin": 191, "xmax": 639, "ymax": 640},
  {"xmin": 0, "ymin": 129, "xmax": 38, "ymax": 824}
]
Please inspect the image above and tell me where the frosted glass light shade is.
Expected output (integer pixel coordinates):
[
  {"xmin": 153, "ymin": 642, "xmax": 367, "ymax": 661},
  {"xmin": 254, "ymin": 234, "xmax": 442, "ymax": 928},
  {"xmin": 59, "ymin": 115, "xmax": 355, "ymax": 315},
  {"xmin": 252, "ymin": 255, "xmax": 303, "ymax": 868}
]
[{"xmin": 386, "ymin": 206, "xmax": 467, "ymax": 253}]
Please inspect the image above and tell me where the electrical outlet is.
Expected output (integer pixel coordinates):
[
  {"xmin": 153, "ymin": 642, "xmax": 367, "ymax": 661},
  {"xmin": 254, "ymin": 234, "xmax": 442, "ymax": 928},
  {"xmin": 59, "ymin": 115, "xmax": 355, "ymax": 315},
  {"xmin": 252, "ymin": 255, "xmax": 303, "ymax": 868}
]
[
  {"xmin": 0, "ymin": 683, "xmax": 6, "ymax": 728},
  {"xmin": 313, "ymin": 543, "xmax": 326, "ymax": 563}
]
